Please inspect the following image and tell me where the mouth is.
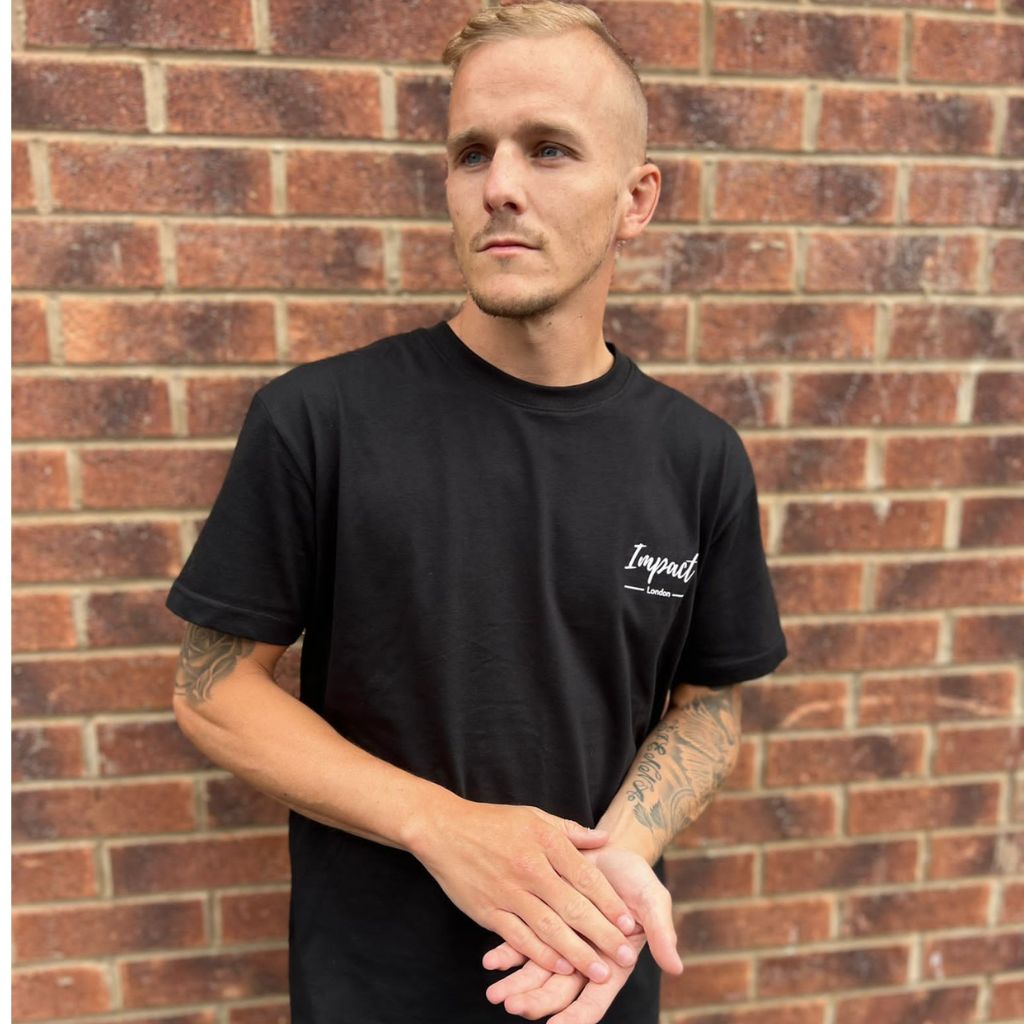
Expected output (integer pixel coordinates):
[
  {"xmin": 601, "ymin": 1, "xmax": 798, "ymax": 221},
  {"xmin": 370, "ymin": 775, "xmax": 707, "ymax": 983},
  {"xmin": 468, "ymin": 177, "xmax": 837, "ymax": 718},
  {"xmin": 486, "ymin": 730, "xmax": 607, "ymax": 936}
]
[{"xmin": 480, "ymin": 239, "xmax": 537, "ymax": 255}]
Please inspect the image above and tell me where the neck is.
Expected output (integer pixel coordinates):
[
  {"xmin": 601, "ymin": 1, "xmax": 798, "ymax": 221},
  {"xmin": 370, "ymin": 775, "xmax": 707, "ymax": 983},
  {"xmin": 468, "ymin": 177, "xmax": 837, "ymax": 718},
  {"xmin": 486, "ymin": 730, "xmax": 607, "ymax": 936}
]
[{"xmin": 447, "ymin": 297, "xmax": 613, "ymax": 387}]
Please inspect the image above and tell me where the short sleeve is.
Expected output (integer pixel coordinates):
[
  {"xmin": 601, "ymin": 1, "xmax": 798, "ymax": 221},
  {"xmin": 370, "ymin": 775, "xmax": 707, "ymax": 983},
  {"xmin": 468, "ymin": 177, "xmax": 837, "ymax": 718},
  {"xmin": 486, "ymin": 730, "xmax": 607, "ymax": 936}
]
[{"xmin": 166, "ymin": 393, "xmax": 314, "ymax": 645}]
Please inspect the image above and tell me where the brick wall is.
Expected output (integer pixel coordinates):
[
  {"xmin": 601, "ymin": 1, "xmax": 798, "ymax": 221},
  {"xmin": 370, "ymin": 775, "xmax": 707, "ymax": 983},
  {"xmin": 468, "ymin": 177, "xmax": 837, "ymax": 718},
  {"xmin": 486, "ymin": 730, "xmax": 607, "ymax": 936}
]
[{"xmin": 10, "ymin": 0, "xmax": 1023, "ymax": 1020}]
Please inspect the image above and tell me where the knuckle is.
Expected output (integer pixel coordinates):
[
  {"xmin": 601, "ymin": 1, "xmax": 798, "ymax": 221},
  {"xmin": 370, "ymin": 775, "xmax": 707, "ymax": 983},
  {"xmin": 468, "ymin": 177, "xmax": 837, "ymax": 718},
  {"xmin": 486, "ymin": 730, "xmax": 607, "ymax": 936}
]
[
  {"xmin": 561, "ymin": 894, "xmax": 589, "ymax": 925},
  {"xmin": 535, "ymin": 910, "xmax": 560, "ymax": 936},
  {"xmin": 575, "ymin": 863, "xmax": 601, "ymax": 892}
]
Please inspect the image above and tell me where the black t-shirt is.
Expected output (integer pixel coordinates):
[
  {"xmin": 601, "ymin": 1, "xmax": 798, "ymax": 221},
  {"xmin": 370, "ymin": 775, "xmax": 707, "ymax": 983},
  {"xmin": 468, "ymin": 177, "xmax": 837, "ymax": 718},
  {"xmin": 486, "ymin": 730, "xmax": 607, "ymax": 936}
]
[{"xmin": 166, "ymin": 320, "xmax": 787, "ymax": 1023}]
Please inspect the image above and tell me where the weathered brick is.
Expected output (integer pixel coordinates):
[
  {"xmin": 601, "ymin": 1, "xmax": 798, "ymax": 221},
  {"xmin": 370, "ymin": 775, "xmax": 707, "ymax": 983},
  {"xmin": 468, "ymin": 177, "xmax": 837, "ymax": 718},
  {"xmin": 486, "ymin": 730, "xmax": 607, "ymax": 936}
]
[
  {"xmin": 840, "ymin": 884, "xmax": 990, "ymax": 937},
  {"xmin": 12, "ymin": 847, "xmax": 98, "ymax": 904},
  {"xmin": 13, "ymin": 140, "xmax": 33, "ymax": 210},
  {"xmin": 81, "ymin": 449, "xmax": 232, "ymax": 510},
  {"xmin": 726, "ymin": 739, "xmax": 758, "ymax": 792},
  {"xmin": 186, "ymin": 376, "xmax": 276, "ymax": 437},
  {"xmin": 929, "ymin": 831, "xmax": 1024, "ymax": 879},
  {"xmin": 746, "ymin": 437, "xmax": 867, "ymax": 493},
  {"xmin": 1006, "ymin": 97, "xmax": 1024, "ymax": 157},
  {"xmin": 287, "ymin": 150, "xmax": 447, "ymax": 217},
  {"xmin": 859, "ymin": 670, "xmax": 1016, "ymax": 726},
  {"xmin": 873, "ymin": 556, "xmax": 1024, "ymax": 611},
  {"xmin": 765, "ymin": 731, "xmax": 925, "ymax": 787},
  {"xmin": 12, "ymin": 593, "xmax": 77, "ymax": 653},
  {"xmin": 781, "ymin": 499, "xmax": 946, "ymax": 554},
  {"xmin": 759, "ymin": 946, "xmax": 908, "ymax": 997},
  {"xmin": 583, "ymin": 2, "xmax": 701, "ymax": 71},
  {"xmin": 817, "ymin": 89, "xmax": 993, "ymax": 154},
  {"xmin": 50, "ymin": 143, "xmax": 272, "ymax": 216},
  {"xmin": 975, "ymin": 372, "xmax": 1024, "ymax": 425},
  {"xmin": 110, "ymin": 834, "xmax": 289, "ymax": 895},
  {"xmin": 14, "ymin": 899, "xmax": 205, "ymax": 961},
  {"xmin": 884, "ymin": 434, "xmax": 1024, "ymax": 489},
  {"xmin": 912, "ymin": 18, "xmax": 1024, "ymax": 85},
  {"xmin": 63, "ymin": 1012, "xmax": 214, "ymax": 1024},
  {"xmin": 671, "ymin": 1006, "xmax": 826, "ymax": 1024},
  {"xmin": 603, "ymin": 301, "xmax": 691, "ymax": 362},
  {"xmin": 791, "ymin": 371, "xmax": 959, "ymax": 426},
  {"xmin": 890, "ymin": 304, "xmax": 1024, "ymax": 360},
  {"xmin": 396, "ymin": 73, "xmax": 449, "ymax": 142},
  {"xmin": 25, "ymin": 0, "xmax": 254, "ymax": 50},
  {"xmin": 922, "ymin": 931, "xmax": 1024, "ymax": 978},
  {"xmin": 992, "ymin": 978, "xmax": 1024, "ymax": 1022},
  {"xmin": 678, "ymin": 898, "xmax": 831, "ymax": 953},
  {"xmin": 783, "ymin": 620, "xmax": 939, "ymax": 674},
  {"xmin": 206, "ymin": 776, "xmax": 289, "ymax": 828},
  {"xmin": 834, "ymin": 986, "xmax": 980, "ymax": 1024},
  {"xmin": 166, "ymin": 66, "xmax": 382, "ymax": 139},
  {"xmin": 649, "ymin": 157, "xmax": 702, "ymax": 223},
  {"xmin": 714, "ymin": 9, "xmax": 900, "ymax": 79},
  {"xmin": 769, "ymin": 563, "xmax": 863, "ymax": 616},
  {"xmin": 848, "ymin": 782, "xmax": 1001, "ymax": 835},
  {"xmin": 909, "ymin": 166, "xmax": 1023, "ymax": 227},
  {"xmin": 992, "ymin": 238, "xmax": 1024, "ymax": 293},
  {"xmin": 13, "ymin": 781, "xmax": 195, "ymax": 841},
  {"xmin": 961, "ymin": 497, "xmax": 1024, "ymax": 547},
  {"xmin": 12, "ymin": 655, "xmax": 177, "ymax": 718},
  {"xmin": 12, "ymin": 724, "xmax": 84, "ymax": 782},
  {"xmin": 660, "ymin": 959, "xmax": 750, "ymax": 1009},
  {"xmin": 12, "ymin": 60, "xmax": 146, "ymax": 132},
  {"xmin": 86, "ymin": 590, "xmax": 185, "ymax": 648},
  {"xmin": 13, "ymin": 221, "xmax": 162, "ymax": 290},
  {"xmin": 672, "ymin": 792, "xmax": 837, "ymax": 848},
  {"xmin": 12, "ymin": 965, "xmax": 112, "ymax": 1020},
  {"xmin": 175, "ymin": 224, "xmax": 385, "ymax": 291},
  {"xmin": 654, "ymin": 372, "xmax": 780, "ymax": 427},
  {"xmin": 953, "ymin": 613, "xmax": 1024, "ymax": 663},
  {"xmin": 1004, "ymin": 882, "xmax": 1024, "ymax": 923},
  {"xmin": 98, "ymin": 719, "xmax": 211, "ymax": 776},
  {"xmin": 220, "ymin": 890, "xmax": 290, "ymax": 943},
  {"xmin": 647, "ymin": 83, "xmax": 803, "ymax": 150},
  {"xmin": 664, "ymin": 851, "xmax": 756, "ymax": 903},
  {"xmin": 763, "ymin": 839, "xmax": 919, "ymax": 894},
  {"xmin": 229, "ymin": 1006, "xmax": 289, "ymax": 1024},
  {"xmin": 400, "ymin": 226, "xmax": 466, "ymax": 292},
  {"xmin": 805, "ymin": 233, "xmax": 978, "ymax": 292},
  {"xmin": 12, "ymin": 450, "xmax": 70, "ymax": 512},
  {"xmin": 934, "ymin": 725, "xmax": 1024, "ymax": 775},
  {"xmin": 12, "ymin": 297, "xmax": 49, "ymax": 365},
  {"xmin": 741, "ymin": 678, "xmax": 848, "ymax": 733}
]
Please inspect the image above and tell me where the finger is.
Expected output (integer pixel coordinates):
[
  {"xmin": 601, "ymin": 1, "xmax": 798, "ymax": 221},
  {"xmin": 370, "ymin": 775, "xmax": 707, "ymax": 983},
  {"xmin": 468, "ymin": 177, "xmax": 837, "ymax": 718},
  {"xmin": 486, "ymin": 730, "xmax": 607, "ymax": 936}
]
[
  {"xmin": 485, "ymin": 959, "xmax": 553, "ymax": 1005},
  {"xmin": 490, "ymin": 910, "xmax": 578, "ymax": 977},
  {"xmin": 482, "ymin": 942, "xmax": 528, "ymax": 972},
  {"xmin": 505, "ymin": 971, "xmax": 586, "ymax": 1019},
  {"xmin": 512, "ymin": 892, "xmax": 616, "ymax": 983},
  {"xmin": 547, "ymin": 969, "xmax": 626, "ymax": 1024},
  {"xmin": 634, "ymin": 884, "xmax": 684, "ymax": 975},
  {"xmin": 535, "ymin": 811, "xmax": 609, "ymax": 850},
  {"xmin": 544, "ymin": 849, "xmax": 636, "ymax": 952}
]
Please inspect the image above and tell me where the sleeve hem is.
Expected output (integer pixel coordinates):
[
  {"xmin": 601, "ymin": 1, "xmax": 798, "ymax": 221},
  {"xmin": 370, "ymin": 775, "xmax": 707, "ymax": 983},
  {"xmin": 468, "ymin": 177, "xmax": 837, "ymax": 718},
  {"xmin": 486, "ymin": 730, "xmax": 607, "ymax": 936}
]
[
  {"xmin": 675, "ymin": 635, "xmax": 788, "ymax": 688},
  {"xmin": 166, "ymin": 581, "xmax": 303, "ymax": 647}
]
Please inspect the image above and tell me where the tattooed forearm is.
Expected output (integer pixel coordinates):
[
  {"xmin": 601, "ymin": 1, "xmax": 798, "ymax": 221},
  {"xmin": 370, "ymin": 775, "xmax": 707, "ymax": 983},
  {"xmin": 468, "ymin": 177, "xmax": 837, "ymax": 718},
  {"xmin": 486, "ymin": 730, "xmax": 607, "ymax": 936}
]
[
  {"xmin": 174, "ymin": 624, "xmax": 254, "ymax": 706},
  {"xmin": 625, "ymin": 687, "xmax": 740, "ymax": 848}
]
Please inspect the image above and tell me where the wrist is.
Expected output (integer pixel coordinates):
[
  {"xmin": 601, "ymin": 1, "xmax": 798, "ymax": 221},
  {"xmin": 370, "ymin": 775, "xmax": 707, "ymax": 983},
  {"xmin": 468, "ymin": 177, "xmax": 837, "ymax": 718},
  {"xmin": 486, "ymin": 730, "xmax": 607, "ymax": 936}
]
[
  {"xmin": 595, "ymin": 805, "xmax": 663, "ymax": 866},
  {"xmin": 396, "ymin": 783, "xmax": 466, "ymax": 861}
]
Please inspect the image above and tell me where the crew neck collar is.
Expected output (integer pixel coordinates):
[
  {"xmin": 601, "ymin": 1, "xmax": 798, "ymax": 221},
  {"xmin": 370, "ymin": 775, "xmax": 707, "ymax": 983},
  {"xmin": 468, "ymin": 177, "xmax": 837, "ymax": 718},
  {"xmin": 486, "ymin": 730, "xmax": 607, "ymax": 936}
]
[{"xmin": 425, "ymin": 320, "xmax": 634, "ymax": 412}]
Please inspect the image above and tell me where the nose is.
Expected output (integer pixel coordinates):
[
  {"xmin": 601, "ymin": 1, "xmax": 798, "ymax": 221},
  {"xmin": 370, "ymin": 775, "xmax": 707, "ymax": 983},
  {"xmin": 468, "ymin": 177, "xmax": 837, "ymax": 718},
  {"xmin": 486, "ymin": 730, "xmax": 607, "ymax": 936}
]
[{"xmin": 482, "ymin": 145, "xmax": 526, "ymax": 215}]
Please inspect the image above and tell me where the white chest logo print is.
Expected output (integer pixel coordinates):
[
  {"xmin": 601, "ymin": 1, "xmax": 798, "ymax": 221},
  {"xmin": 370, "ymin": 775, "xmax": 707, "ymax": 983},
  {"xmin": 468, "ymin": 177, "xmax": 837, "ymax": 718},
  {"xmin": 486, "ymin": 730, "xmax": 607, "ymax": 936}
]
[{"xmin": 623, "ymin": 542, "xmax": 699, "ymax": 599}]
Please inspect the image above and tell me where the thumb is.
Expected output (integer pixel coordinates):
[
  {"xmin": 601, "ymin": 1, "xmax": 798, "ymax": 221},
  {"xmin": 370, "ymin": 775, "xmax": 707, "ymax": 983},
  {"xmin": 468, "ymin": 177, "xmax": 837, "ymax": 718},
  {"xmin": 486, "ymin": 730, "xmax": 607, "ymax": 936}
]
[
  {"xmin": 554, "ymin": 815, "xmax": 609, "ymax": 849},
  {"xmin": 637, "ymin": 884, "xmax": 683, "ymax": 975}
]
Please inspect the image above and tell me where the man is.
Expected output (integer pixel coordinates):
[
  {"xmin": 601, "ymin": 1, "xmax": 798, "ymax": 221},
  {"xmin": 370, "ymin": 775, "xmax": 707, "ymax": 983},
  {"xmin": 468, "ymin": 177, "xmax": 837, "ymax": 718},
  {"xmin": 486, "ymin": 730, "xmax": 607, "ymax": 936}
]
[{"xmin": 167, "ymin": 3, "xmax": 787, "ymax": 1023}]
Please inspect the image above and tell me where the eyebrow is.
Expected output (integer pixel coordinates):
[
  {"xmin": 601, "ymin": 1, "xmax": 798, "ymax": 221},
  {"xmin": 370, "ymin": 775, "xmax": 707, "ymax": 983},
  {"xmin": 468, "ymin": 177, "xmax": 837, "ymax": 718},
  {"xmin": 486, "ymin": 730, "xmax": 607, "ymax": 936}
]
[{"xmin": 445, "ymin": 120, "xmax": 587, "ymax": 158}]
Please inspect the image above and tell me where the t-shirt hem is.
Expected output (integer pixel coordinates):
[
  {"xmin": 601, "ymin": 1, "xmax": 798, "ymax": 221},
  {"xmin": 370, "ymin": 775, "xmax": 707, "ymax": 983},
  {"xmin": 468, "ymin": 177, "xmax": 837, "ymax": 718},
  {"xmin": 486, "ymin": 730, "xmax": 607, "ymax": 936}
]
[
  {"xmin": 166, "ymin": 581, "xmax": 303, "ymax": 646},
  {"xmin": 676, "ymin": 635, "xmax": 788, "ymax": 687}
]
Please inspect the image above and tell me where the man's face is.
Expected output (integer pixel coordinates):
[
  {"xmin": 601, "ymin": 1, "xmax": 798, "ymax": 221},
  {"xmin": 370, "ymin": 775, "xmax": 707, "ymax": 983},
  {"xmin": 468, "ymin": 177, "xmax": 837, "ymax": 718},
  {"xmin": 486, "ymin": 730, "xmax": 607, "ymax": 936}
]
[{"xmin": 445, "ymin": 31, "xmax": 644, "ymax": 321}]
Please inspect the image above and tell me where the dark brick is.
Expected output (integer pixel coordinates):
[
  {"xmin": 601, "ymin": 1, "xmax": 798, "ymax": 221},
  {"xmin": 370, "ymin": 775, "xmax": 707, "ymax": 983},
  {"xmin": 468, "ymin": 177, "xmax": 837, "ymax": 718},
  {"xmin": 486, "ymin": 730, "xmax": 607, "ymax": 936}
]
[
  {"xmin": 759, "ymin": 946, "xmax": 908, "ymax": 997},
  {"xmin": 678, "ymin": 898, "xmax": 831, "ymax": 953},
  {"xmin": 12, "ymin": 60, "xmax": 146, "ymax": 132},
  {"xmin": 765, "ymin": 731, "xmax": 925, "ymax": 786},
  {"xmin": 741, "ymin": 678, "xmax": 848, "ymax": 733},
  {"xmin": 840, "ymin": 885, "xmax": 989, "ymax": 937},
  {"xmin": 220, "ymin": 891, "xmax": 290, "ymax": 944},
  {"xmin": 783, "ymin": 619, "xmax": 939, "ymax": 673},
  {"xmin": 884, "ymin": 435, "xmax": 1024, "ymax": 489},
  {"xmin": 11, "ymin": 593, "xmax": 77, "ymax": 653},
  {"xmin": 953, "ymin": 613, "xmax": 1024, "ymax": 663},
  {"xmin": 764, "ymin": 839, "xmax": 919, "ymax": 894},
  {"xmin": 12, "ymin": 724, "xmax": 84, "ymax": 781},
  {"xmin": 992, "ymin": 238, "xmax": 1024, "ymax": 293},
  {"xmin": 746, "ymin": 437, "xmax": 867, "ymax": 493},
  {"xmin": 12, "ymin": 450, "xmax": 70, "ymax": 512},
  {"xmin": 770, "ymin": 563, "xmax": 863, "ymax": 616},
  {"xmin": 835, "ymin": 985, "xmax": 980, "ymax": 1024},
  {"xmin": 12, "ymin": 297, "xmax": 49, "ymax": 365},
  {"xmin": 873, "ymin": 556, "xmax": 1023, "ymax": 611},
  {"xmin": 86, "ymin": 590, "xmax": 185, "ymax": 648},
  {"xmin": 859, "ymin": 670, "xmax": 1016, "ymax": 726},
  {"xmin": 961, "ymin": 497, "xmax": 1024, "ymax": 547},
  {"xmin": 781, "ymin": 499, "xmax": 946, "ymax": 553},
  {"xmin": 81, "ymin": 448, "xmax": 233, "ymax": 510},
  {"xmin": 655, "ymin": 371, "xmax": 780, "ymax": 427},
  {"xmin": 909, "ymin": 166, "xmax": 1023, "ymax": 227},
  {"xmin": 98, "ymin": 719, "xmax": 212, "ymax": 776},
  {"xmin": 396, "ymin": 73, "xmax": 449, "ymax": 142},
  {"xmin": 673, "ymin": 792, "xmax": 837, "ymax": 848},
  {"xmin": 890, "ymin": 304, "xmax": 1024, "ymax": 360},
  {"xmin": 929, "ymin": 830, "xmax": 1024, "ymax": 879},
  {"xmin": 186, "ymin": 376, "xmax": 277, "ymax": 437},
  {"xmin": 13, "ymin": 139, "xmax": 33, "ymax": 210},
  {"xmin": 848, "ymin": 782, "xmax": 1001, "ymax": 835},
  {"xmin": 975, "ymin": 372, "xmax": 1024, "ymax": 424},
  {"xmin": 205, "ymin": 777, "xmax": 289, "ymax": 828},
  {"xmin": 664, "ymin": 851, "xmax": 756, "ymax": 903}
]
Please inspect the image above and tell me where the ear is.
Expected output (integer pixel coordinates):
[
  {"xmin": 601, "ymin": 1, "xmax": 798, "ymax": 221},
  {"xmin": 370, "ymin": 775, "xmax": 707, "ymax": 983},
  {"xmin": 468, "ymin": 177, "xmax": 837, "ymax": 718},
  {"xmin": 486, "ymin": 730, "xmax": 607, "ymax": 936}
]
[{"xmin": 617, "ymin": 162, "xmax": 662, "ymax": 243}]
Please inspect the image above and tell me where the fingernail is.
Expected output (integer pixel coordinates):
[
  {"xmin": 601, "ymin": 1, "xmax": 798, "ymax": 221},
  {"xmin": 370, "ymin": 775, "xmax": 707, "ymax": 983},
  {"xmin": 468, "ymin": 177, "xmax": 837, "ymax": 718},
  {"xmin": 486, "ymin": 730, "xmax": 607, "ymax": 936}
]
[
  {"xmin": 555, "ymin": 958, "xmax": 574, "ymax": 975},
  {"xmin": 615, "ymin": 944, "xmax": 636, "ymax": 967},
  {"xmin": 617, "ymin": 914, "xmax": 635, "ymax": 933},
  {"xmin": 588, "ymin": 960, "xmax": 610, "ymax": 982}
]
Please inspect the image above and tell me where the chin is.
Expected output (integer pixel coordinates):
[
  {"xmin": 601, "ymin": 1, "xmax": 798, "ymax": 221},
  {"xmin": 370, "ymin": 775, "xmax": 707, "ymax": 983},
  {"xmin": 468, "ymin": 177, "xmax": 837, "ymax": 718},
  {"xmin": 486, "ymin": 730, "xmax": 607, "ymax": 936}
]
[{"xmin": 470, "ymin": 285, "xmax": 561, "ymax": 320}]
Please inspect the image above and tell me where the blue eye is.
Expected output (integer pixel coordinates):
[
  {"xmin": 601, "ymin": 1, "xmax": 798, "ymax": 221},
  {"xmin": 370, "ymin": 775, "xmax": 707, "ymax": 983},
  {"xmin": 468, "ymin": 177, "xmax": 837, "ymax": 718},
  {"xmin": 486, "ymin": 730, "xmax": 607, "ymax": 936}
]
[{"xmin": 537, "ymin": 144, "xmax": 565, "ymax": 159}]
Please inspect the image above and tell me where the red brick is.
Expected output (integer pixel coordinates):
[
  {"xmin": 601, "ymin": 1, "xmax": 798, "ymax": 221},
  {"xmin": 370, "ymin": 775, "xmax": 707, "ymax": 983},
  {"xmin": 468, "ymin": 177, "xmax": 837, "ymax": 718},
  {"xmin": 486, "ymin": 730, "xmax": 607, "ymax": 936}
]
[
  {"xmin": 740, "ymin": 678, "xmax": 848, "ymax": 733},
  {"xmin": 187, "ymin": 376, "xmax": 277, "ymax": 437},
  {"xmin": 14, "ymin": 899, "xmax": 205, "ymax": 961},
  {"xmin": 205, "ymin": 776, "xmax": 289, "ymax": 828},
  {"xmin": 763, "ymin": 839, "xmax": 919, "ymax": 894},
  {"xmin": 725, "ymin": 738, "xmax": 758, "ymax": 792},
  {"xmin": 953, "ymin": 612, "xmax": 1024, "ymax": 663},
  {"xmin": 12, "ymin": 60, "xmax": 146, "ymax": 132},
  {"xmin": 12, "ymin": 965, "xmax": 112, "ymax": 1020},
  {"xmin": 77, "ymin": 1014, "xmax": 214, "ymax": 1024},
  {"xmin": 765, "ymin": 731, "xmax": 925, "ymax": 787},
  {"xmin": 817, "ymin": 89, "xmax": 993, "ymax": 154},
  {"xmin": 396, "ymin": 73, "xmax": 450, "ymax": 142},
  {"xmin": 848, "ymin": 782, "xmax": 1001, "ymax": 835},
  {"xmin": 110, "ymin": 834, "xmax": 289, "ymax": 895},
  {"xmin": 12, "ymin": 593, "xmax": 77, "ymax": 653},
  {"xmin": 270, "ymin": 0, "xmax": 477, "ymax": 59},
  {"xmin": 51, "ymin": 143, "xmax": 272, "ymax": 216},
  {"xmin": 81, "ymin": 449, "xmax": 232, "ymax": 510},
  {"xmin": 660, "ymin": 958, "xmax": 751, "ymax": 1009},
  {"xmin": 909, "ymin": 166, "xmax": 1023, "ymax": 227},
  {"xmin": 12, "ymin": 297, "xmax": 49, "ymax": 365},
  {"xmin": 1006, "ymin": 97, "xmax": 1024, "ymax": 157},
  {"xmin": 166, "ymin": 66, "xmax": 381, "ymax": 139},
  {"xmin": 13, "ymin": 140, "xmax": 33, "ymax": 210},
  {"xmin": 922, "ymin": 931, "xmax": 1024, "ymax": 978},
  {"xmin": 714, "ymin": 9, "xmax": 899, "ymax": 78},
  {"xmin": 647, "ymin": 83, "xmax": 803, "ymax": 150},
  {"xmin": 961, "ymin": 497, "xmax": 1024, "ymax": 548},
  {"xmin": 399, "ymin": 226, "xmax": 464, "ymax": 292},
  {"xmin": 1004, "ymin": 881, "xmax": 1024, "ymax": 923},
  {"xmin": 664, "ymin": 851, "xmax": 756, "ymax": 902},
  {"xmin": 12, "ymin": 521, "xmax": 181, "ymax": 584},
  {"xmin": 992, "ymin": 978, "xmax": 1024, "ymax": 1022},
  {"xmin": 781, "ymin": 499, "xmax": 945, "ymax": 554},
  {"xmin": 671, "ymin": 1006, "xmax": 826, "ymax": 1024},
  {"xmin": 229, "ymin": 1007, "xmax": 289, "ymax": 1024},
  {"xmin": 805, "ymin": 233, "xmax": 978, "ymax": 292},
  {"xmin": 220, "ymin": 890, "xmax": 290, "ymax": 943},
  {"xmin": 12, "ymin": 654, "xmax": 177, "ymax": 719},
  {"xmin": 859, "ymin": 670, "xmax": 1016, "ymax": 726},
  {"xmin": 86, "ymin": 589, "xmax": 185, "ymax": 648},
  {"xmin": 673, "ymin": 792, "xmax": 837, "ymax": 848},
  {"xmin": 884, "ymin": 434, "xmax": 1024, "ymax": 489},
  {"xmin": 679, "ymin": 898, "xmax": 830, "ymax": 954},
  {"xmin": 890, "ymin": 303, "xmax": 1024, "ymax": 360},
  {"xmin": 840, "ymin": 884, "xmax": 990, "ymax": 937},
  {"xmin": 12, "ymin": 847, "xmax": 98, "ymax": 904},
  {"xmin": 98, "ymin": 719, "xmax": 211, "ymax": 776},
  {"xmin": 975, "ymin": 372, "xmax": 1024, "ymax": 424},
  {"xmin": 716, "ymin": 160, "xmax": 895, "ymax": 225},
  {"xmin": 759, "ymin": 945, "xmax": 908, "ymax": 997},
  {"xmin": 770, "ymin": 563, "xmax": 863, "ymax": 616},
  {"xmin": 650, "ymin": 158, "xmax": 702, "ymax": 223},
  {"xmin": 122, "ymin": 948, "xmax": 288, "ymax": 1009},
  {"xmin": 934, "ymin": 725, "xmax": 1024, "ymax": 774},
  {"xmin": 992, "ymin": 238, "xmax": 1024, "ymax": 293},
  {"xmin": 835, "ymin": 986, "xmax": 980, "ymax": 1024},
  {"xmin": 791, "ymin": 371, "xmax": 959, "ymax": 426},
  {"xmin": 12, "ymin": 221, "xmax": 162, "ymax": 290},
  {"xmin": 585, "ymin": 2, "xmax": 701, "ymax": 71},
  {"xmin": 287, "ymin": 150, "xmax": 447, "ymax": 217},
  {"xmin": 12, "ymin": 724, "xmax": 84, "ymax": 781},
  {"xmin": 746, "ymin": 437, "xmax": 867, "ymax": 493},
  {"xmin": 25, "ymin": 0, "xmax": 254, "ymax": 50},
  {"xmin": 912, "ymin": 18, "xmax": 1024, "ymax": 85},
  {"xmin": 654, "ymin": 371, "xmax": 781, "ymax": 427},
  {"xmin": 12, "ymin": 450, "xmax": 70, "ymax": 512},
  {"xmin": 929, "ymin": 831, "xmax": 1024, "ymax": 879},
  {"xmin": 175, "ymin": 224, "xmax": 384, "ymax": 291},
  {"xmin": 873, "ymin": 556, "xmax": 1024, "ymax": 611},
  {"xmin": 783, "ymin": 619, "xmax": 939, "ymax": 674}
]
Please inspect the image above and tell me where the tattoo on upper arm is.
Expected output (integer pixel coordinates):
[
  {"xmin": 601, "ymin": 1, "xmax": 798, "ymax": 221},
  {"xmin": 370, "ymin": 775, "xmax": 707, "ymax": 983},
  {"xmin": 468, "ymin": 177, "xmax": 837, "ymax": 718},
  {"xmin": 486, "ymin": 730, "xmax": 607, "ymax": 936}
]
[
  {"xmin": 626, "ymin": 687, "xmax": 740, "ymax": 843},
  {"xmin": 174, "ymin": 624, "xmax": 255, "ymax": 706}
]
